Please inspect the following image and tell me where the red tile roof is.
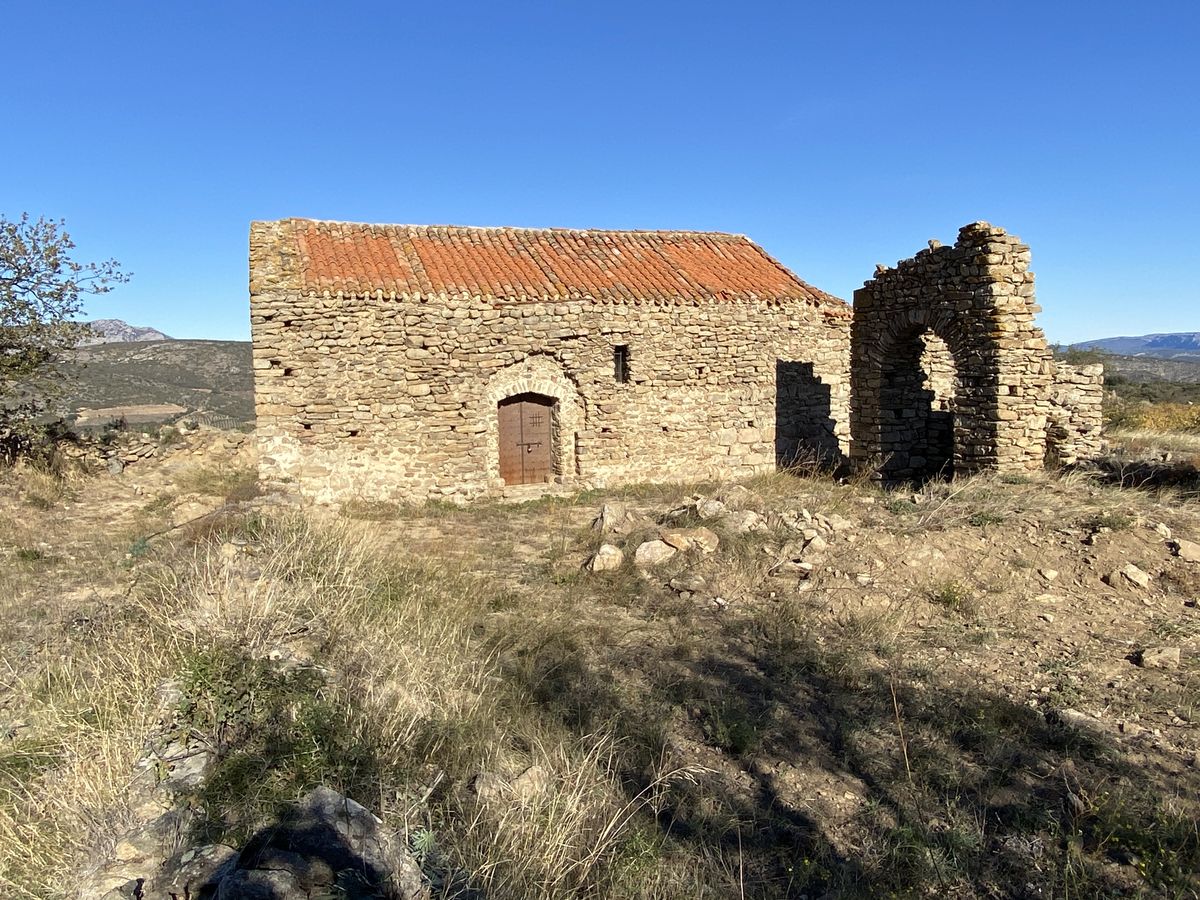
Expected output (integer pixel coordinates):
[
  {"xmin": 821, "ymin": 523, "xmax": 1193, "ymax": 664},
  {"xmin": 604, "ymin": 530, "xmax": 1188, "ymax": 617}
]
[{"xmin": 259, "ymin": 218, "xmax": 847, "ymax": 313}]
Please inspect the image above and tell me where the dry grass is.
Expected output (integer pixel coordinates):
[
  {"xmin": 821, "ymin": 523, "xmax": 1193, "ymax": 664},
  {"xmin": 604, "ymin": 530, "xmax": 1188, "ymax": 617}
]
[
  {"xmin": 7, "ymin": 463, "xmax": 78, "ymax": 511},
  {"xmin": 172, "ymin": 463, "xmax": 259, "ymax": 503},
  {"xmin": 0, "ymin": 531, "xmax": 164, "ymax": 895},
  {"xmin": 0, "ymin": 512, "xmax": 718, "ymax": 898},
  {"xmin": 1108, "ymin": 429, "xmax": 1200, "ymax": 475}
]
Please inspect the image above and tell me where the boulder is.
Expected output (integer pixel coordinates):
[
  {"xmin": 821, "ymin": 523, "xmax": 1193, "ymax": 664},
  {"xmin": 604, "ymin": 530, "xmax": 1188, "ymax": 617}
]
[
  {"xmin": 659, "ymin": 526, "xmax": 719, "ymax": 554},
  {"xmin": 215, "ymin": 786, "xmax": 428, "ymax": 900},
  {"xmin": 1169, "ymin": 539, "xmax": 1200, "ymax": 563},
  {"xmin": 634, "ymin": 540, "xmax": 677, "ymax": 568},
  {"xmin": 1138, "ymin": 647, "xmax": 1181, "ymax": 669},
  {"xmin": 1103, "ymin": 564, "xmax": 1152, "ymax": 589},
  {"xmin": 152, "ymin": 844, "xmax": 238, "ymax": 898},
  {"xmin": 586, "ymin": 544, "xmax": 624, "ymax": 572}
]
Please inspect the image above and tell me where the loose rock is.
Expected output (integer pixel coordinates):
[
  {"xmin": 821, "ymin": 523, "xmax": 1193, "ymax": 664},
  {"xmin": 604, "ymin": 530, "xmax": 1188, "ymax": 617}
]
[
  {"xmin": 805, "ymin": 534, "xmax": 830, "ymax": 554},
  {"xmin": 593, "ymin": 502, "xmax": 640, "ymax": 535},
  {"xmin": 1049, "ymin": 707, "xmax": 1105, "ymax": 736},
  {"xmin": 1104, "ymin": 564, "xmax": 1152, "ymax": 589},
  {"xmin": 1170, "ymin": 539, "xmax": 1200, "ymax": 563},
  {"xmin": 669, "ymin": 573, "xmax": 708, "ymax": 593},
  {"xmin": 717, "ymin": 485, "xmax": 756, "ymax": 508},
  {"xmin": 1138, "ymin": 647, "xmax": 1181, "ymax": 669},
  {"xmin": 659, "ymin": 526, "xmax": 719, "ymax": 554},
  {"xmin": 634, "ymin": 540, "xmax": 677, "ymax": 567},
  {"xmin": 695, "ymin": 498, "xmax": 727, "ymax": 520},
  {"xmin": 586, "ymin": 544, "xmax": 624, "ymax": 572},
  {"xmin": 723, "ymin": 509, "xmax": 767, "ymax": 534}
]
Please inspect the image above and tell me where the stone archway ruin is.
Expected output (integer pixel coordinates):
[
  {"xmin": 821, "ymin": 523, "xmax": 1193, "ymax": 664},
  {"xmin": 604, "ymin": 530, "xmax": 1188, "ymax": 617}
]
[{"xmin": 850, "ymin": 221, "xmax": 1103, "ymax": 480}]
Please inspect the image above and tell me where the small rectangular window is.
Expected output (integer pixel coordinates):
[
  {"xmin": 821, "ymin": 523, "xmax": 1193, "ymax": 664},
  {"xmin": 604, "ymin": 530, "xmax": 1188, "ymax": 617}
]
[{"xmin": 614, "ymin": 345, "xmax": 630, "ymax": 384}]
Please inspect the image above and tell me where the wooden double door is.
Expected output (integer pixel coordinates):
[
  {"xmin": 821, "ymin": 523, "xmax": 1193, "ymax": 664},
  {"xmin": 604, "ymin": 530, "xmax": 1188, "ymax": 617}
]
[{"xmin": 498, "ymin": 393, "xmax": 555, "ymax": 485}]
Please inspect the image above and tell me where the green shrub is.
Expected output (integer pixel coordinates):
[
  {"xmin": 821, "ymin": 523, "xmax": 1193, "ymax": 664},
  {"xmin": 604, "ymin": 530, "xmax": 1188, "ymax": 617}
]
[
  {"xmin": 179, "ymin": 647, "xmax": 380, "ymax": 846},
  {"xmin": 701, "ymin": 699, "xmax": 762, "ymax": 757},
  {"xmin": 928, "ymin": 579, "xmax": 977, "ymax": 615}
]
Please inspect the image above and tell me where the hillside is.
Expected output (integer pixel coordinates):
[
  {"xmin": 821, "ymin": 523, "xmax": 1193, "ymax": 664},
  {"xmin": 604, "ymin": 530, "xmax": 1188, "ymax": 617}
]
[
  {"xmin": 1076, "ymin": 333, "xmax": 1200, "ymax": 360},
  {"xmin": 63, "ymin": 339, "xmax": 253, "ymax": 424},
  {"xmin": 1098, "ymin": 353, "xmax": 1200, "ymax": 384}
]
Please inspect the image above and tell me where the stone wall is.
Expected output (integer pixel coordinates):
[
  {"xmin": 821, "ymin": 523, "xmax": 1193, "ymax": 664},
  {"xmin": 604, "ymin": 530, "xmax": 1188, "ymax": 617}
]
[
  {"xmin": 1046, "ymin": 362, "xmax": 1105, "ymax": 465},
  {"xmin": 850, "ymin": 222, "xmax": 1101, "ymax": 480},
  {"xmin": 250, "ymin": 256, "xmax": 850, "ymax": 504}
]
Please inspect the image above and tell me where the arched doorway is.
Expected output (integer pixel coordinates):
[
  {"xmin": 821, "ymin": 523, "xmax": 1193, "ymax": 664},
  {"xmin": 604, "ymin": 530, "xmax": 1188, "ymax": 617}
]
[
  {"xmin": 498, "ymin": 393, "xmax": 557, "ymax": 485},
  {"xmin": 878, "ymin": 328, "xmax": 959, "ymax": 482}
]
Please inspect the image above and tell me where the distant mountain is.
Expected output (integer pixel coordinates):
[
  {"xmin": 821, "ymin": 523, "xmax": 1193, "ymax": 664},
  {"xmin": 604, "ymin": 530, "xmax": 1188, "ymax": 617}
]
[
  {"xmin": 1074, "ymin": 332, "xmax": 1200, "ymax": 359},
  {"xmin": 82, "ymin": 318, "xmax": 173, "ymax": 345}
]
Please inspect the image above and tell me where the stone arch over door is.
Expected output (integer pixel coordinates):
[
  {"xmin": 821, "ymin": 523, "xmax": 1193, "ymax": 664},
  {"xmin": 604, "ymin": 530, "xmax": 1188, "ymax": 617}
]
[
  {"xmin": 481, "ymin": 355, "xmax": 586, "ymax": 486},
  {"xmin": 850, "ymin": 222, "xmax": 1055, "ymax": 480}
]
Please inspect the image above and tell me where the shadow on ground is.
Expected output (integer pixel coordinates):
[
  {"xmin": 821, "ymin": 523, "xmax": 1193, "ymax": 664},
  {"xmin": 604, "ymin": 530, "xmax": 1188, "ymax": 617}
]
[
  {"xmin": 1089, "ymin": 456, "xmax": 1200, "ymax": 497},
  {"xmin": 505, "ymin": 615, "xmax": 1200, "ymax": 898}
]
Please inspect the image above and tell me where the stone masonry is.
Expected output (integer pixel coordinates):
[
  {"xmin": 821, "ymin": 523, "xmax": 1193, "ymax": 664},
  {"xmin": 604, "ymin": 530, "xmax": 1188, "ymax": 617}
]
[
  {"xmin": 250, "ymin": 220, "xmax": 851, "ymax": 503},
  {"xmin": 1047, "ymin": 361, "xmax": 1106, "ymax": 465},
  {"xmin": 250, "ymin": 218, "xmax": 1103, "ymax": 504},
  {"xmin": 850, "ymin": 222, "xmax": 1103, "ymax": 480}
]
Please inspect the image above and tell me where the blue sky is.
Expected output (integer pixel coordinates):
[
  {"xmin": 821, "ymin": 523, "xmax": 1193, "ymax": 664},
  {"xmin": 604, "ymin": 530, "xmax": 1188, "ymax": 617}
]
[{"xmin": 2, "ymin": 1, "xmax": 1196, "ymax": 343}]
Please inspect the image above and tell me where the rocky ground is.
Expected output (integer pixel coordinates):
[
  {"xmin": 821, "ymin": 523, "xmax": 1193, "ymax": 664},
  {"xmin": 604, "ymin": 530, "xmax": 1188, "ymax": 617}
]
[
  {"xmin": 1, "ymin": 430, "xmax": 1198, "ymax": 898},
  {"xmin": 363, "ymin": 453, "xmax": 1200, "ymax": 897}
]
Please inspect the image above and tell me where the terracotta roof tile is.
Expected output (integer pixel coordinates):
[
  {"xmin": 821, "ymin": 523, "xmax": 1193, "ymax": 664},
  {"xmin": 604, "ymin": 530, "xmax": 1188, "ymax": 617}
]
[{"xmin": 264, "ymin": 218, "xmax": 848, "ymax": 313}]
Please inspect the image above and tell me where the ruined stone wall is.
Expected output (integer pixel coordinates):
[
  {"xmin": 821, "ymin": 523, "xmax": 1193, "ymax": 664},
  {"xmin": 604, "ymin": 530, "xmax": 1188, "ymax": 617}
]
[
  {"xmin": 250, "ymin": 289, "xmax": 850, "ymax": 504},
  {"xmin": 1047, "ymin": 362, "xmax": 1105, "ymax": 465},
  {"xmin": 851, "ymin": 222, "xmax": 1059, "ymax": 479}
]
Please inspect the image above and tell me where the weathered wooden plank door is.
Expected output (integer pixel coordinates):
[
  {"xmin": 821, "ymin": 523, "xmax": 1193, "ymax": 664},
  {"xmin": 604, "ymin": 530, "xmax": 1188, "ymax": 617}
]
[{"xmin": 498, "ymin": 394, "xmax": 554, "ymax": 485}]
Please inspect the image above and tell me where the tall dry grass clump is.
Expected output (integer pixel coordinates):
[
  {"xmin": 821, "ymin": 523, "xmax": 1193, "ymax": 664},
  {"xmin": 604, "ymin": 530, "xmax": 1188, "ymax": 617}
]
[{"xmin": 1, "ymin": 512, "xmax": 699, "ymax": 898}]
